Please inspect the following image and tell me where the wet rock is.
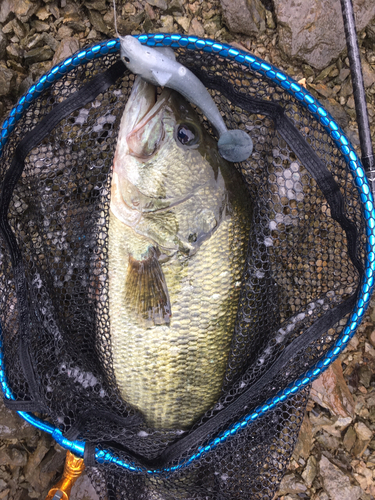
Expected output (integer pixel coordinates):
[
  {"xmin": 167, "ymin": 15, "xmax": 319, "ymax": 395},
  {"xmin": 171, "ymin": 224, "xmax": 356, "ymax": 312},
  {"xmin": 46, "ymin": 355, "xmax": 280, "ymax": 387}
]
[
  {"xmin": 14, "ymin": 0, "xmax": 41, "ymax": 23},
  {"xmin": 24, "ymin": 46, "xmax": 54, "ymax": 65},
  {"xmin": 70, "ymin": 473, "xmax": 100, "ymax": 500},
  {"xmin": 311, "ymin": 359, "xmax": 355, "ymax": 418},
  {"xmin": 277, "ymin": 473, "xmax": 308, "ymax": 496},
  {"xmin": 274, "ymin": 0, "xmax": 375, "ymax": 70},
  {"xmin": 220, "ymin": 0, "xmax": 266, "ymax": 36},
  {"xmin": 0, "ymin": 66, "xmax": 17, "ymax": 97},
  {"xmin": 302, "ymin": 455, "xmax": 317, "ymax": 488},
  {"xmin": 319, "ymin": 455, "xmax": 362, "ymax": 500},
  {"xmin": 51, "ymin": 37, "xmax": 80, "ymax": 67},
  {"xmin": 293, "ymin": 414, "xmax": 313, "ymax": 460}
]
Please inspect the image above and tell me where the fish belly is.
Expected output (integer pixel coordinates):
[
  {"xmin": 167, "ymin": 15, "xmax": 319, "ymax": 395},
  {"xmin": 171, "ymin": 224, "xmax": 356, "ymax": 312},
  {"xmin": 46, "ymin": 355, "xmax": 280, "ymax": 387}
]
[{"xmin": 108, "ymin": 211, "xmax": 248, "ymax": 429}]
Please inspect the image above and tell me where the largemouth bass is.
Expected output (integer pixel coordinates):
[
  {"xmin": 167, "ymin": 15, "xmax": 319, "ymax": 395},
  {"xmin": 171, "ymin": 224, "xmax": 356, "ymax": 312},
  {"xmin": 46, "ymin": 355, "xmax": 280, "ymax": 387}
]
[{"xmin": 108, "ymin": 76, "xmax": 252, "ymax": 429}]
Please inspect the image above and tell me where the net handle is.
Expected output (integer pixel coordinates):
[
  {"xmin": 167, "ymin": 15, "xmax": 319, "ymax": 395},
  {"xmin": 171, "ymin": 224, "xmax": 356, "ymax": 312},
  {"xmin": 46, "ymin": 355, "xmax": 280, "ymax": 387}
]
[{"xmin": 340, "ymin": 0, "xmax": 375, "ymax": 195}]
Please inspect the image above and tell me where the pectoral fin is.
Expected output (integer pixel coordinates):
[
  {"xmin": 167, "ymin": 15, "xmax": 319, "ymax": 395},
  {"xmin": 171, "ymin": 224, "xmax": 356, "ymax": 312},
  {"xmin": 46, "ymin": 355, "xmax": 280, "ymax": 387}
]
[{"xmin": 125, "ymin": 247, "xmax": 171, "ymax": 326}]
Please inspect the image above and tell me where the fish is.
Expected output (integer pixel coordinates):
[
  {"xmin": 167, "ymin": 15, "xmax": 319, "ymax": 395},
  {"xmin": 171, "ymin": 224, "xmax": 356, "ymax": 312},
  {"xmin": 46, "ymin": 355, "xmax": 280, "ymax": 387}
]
[{"xmin": 108, "ymin": 75, "xmax": 253, "ymax": 429}]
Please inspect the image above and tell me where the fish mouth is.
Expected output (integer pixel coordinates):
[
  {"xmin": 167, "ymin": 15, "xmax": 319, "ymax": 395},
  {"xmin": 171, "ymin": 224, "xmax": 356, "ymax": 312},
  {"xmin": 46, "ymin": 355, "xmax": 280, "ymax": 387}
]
[{"xmin": 125, "ymin": 77, "xmax": 171, "ymax": 159}]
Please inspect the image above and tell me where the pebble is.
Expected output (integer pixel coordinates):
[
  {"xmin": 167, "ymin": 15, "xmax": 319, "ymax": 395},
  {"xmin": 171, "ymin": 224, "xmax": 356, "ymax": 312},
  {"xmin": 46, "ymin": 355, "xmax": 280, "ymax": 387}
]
[
  {"xmin": 175, "ymin": 16, "xmax": 191, "ymax": 32},
  {"xmin": 277, "ymin": 473, "xmax": 307, "ymax": 496},
  {"xmin": 319, "ymin": 455, "xmax": 362, "ymax": 500},
  {"xmin": 51, "ymin": 37, "xmax": 80, "ymax": 67},
  {"xmin": 190, "ymin": 18, "xmax": 205, "ymax": 37},
  {"xmin": 24, "ymin": 45, "xmax": 55, "ymax": 65},
  {"xmin": 302, "ymin": 455, "xmax": 317, "ymax": 488},
  {"xmin": 159, "ymin": 15, "xmax": 174, "ymax": 33},
  {"xmin": 0, "ymin": 32, "xmax": 7, "ymax": 60},
  {"xmin": 343, "ymin": 426, "xmax": 357, "ymax": 452},
  {"xmin": 146, "ymin": 0, "xmax": 168, "ymax": 10},
  {"xmin": 0, "ymin": 65, "xmax": 16, "ymax": 96},
  {"xmin": 354, "ymin": 422, "xmax": 373, "ymax": 442},
  {"xmin": 0, "ymin": 0, "xmax": 12, "ymax": 24}
]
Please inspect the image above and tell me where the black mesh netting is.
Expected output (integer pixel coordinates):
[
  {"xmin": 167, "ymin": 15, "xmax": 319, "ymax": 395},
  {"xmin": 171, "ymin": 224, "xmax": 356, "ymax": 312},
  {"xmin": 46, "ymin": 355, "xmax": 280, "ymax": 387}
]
[{"xmin": 0, "ymin": 45, "xmax": 366, "ymax": 500}]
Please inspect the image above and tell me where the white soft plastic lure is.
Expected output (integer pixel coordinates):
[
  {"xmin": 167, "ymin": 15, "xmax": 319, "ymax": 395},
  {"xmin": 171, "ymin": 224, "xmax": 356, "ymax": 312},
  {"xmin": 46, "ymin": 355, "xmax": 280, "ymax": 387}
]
[{"xmin": 117, "ymin": 35, "xmax": 254, "ymax": 163}]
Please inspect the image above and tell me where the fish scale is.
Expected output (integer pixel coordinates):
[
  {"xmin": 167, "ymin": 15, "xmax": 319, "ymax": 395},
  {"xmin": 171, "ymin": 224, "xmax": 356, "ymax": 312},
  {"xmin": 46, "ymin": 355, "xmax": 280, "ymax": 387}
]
[
  {"xmin": 108, "ymin": 77, "xmax": 252, "ymax": 429},
  {"xmin": 108, "ymin": 212, "xmax": 249, "ymax": 429}
]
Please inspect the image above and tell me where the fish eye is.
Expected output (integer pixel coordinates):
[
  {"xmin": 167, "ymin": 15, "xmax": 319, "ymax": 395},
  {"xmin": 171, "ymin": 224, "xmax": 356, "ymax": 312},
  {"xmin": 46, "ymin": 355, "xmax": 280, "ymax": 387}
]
[
  {"xmin": 176, "ymin": 124, "xmax": 199, "ymax": 147},
  {"xmin": 124, "ymin": 56, "xmax": 130, "ymax": 63}
]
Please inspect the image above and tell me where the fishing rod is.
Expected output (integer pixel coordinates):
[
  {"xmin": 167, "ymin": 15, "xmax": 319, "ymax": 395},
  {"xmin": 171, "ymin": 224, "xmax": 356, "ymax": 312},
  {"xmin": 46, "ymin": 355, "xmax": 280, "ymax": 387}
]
[{"xmin": 340, "ymin": 0, "xmax": 375, "ymax": 197}]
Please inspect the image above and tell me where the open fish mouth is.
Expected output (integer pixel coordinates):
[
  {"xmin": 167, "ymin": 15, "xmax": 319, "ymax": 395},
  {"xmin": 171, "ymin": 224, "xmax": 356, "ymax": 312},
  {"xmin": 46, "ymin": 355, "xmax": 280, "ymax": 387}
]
[{"xmin": 125, "ymin": 77, "xmax": 171, "ymax": 160}]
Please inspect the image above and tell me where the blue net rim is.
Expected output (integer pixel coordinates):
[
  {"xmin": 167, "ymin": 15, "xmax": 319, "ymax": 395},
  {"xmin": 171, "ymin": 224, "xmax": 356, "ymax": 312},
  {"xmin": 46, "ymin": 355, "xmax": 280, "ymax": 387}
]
[{"xmin": 0, "ymin": 33, "xmax": 374, "ymax": 473}]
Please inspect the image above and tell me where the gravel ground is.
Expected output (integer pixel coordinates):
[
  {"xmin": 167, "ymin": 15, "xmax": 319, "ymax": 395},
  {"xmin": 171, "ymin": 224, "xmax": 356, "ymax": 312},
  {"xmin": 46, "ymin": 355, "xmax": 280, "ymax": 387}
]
[{"xmin": 0, "ymin": 1, "xmax": 374, "ymax": 499}]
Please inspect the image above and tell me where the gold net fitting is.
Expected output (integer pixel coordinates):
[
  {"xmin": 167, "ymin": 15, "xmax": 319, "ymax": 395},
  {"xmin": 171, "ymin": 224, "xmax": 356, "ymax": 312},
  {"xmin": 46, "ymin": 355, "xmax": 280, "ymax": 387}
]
[{"xmin": 45, "ymin": 451, "xmax": 85, "ymax": 500}]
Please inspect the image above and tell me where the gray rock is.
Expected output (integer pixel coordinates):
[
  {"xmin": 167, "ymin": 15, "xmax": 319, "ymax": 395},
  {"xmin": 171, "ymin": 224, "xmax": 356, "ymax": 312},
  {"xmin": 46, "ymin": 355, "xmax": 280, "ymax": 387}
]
[
  {"xmin": 0, "ymin": 0, "xmax": 12, "ymax": 23},
  {"xmin": 277, "ymin": 473, "xmax": 307, "ymax": 496},
  {"xmin": 319, "ymin": 455, "xmax": 362, "ymax": 500},
  {"xmin": 146, "ymin": 0, "xmax": 168, "ymax": 10},
  {"xmin": 0, "ymin": 66, "xmax": 16, "ymax": 97},
  {"xmin": 84, "ymin": 0, "xmax": 107, "ymax": 10},
  {"xmin": 63, "ymin": 12, "xmax": 87, "ymax": 33},
  {"xmin": 51, "ymin": 37, "xmax": 80, "ymax": 67},
  {"xmin": 166, "ymin": 0, "xmax": 185, "ymax": 15},
  {"xmin": 14, "ymin": 0, "xmax": 41, "ymax": 23},
  {"xmin": 24, "ymin": 45, "xmax": 54, "ymax": 65},
  {"xmin": 0, "ymin": 31, "xmax": 7, "ymax": 60},
  {"xmin": 0, "ymin": 447, "xmax": 28, "ymax": 467},
  {"xmin": 220, "ymin": 0, "xmax": 266, "ymax": 35},
  {"xmin": 70, "ymin": 473, "xmax": 100, "ymax": 500},
  {"xmin": 88, "ymin": 9, "xmax": 111, "ymax": 36},
  {"xmin": 302, "ymin": 456, "xmax": 317, "ymax": 488},
  {"xmin": 367, "ymin": 18, "xmax": 375, "ymax": 42},
  {"xmin": 6, "ymin": 43, "xmax": 23, "ymax": 63},
  {"xmin": 32, "ymin": 19, "xmax": 51, "ymax": 32},
  {"xmin": 361, "ymin": 59, "xmax": 375, "ymax": 88},
  {"xmin": 274, "ymin": 0, "xmax": 375, "ymax": 69},
  {"xmin": 42, "ymin": 33, "xmax": 59, "ymax": 52}
]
